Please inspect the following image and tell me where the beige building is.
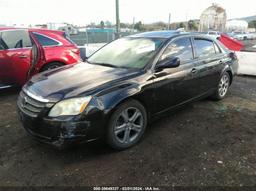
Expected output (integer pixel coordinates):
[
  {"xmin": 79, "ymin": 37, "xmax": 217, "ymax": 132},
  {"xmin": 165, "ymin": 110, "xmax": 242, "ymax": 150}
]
[
  {"xmin": 226, "ymin": 20, "xmax": 248, "ymax": 32},
  {"xmin": 199, "ymin": 4, "xmax": 227, "ymax": 32}
]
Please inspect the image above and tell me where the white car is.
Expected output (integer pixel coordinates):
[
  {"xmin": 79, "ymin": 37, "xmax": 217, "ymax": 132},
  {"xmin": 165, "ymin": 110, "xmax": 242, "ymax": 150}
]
[
  {"xmin": 247, "ymin": 33, "xmax": 256, "ymax": 40},
  {"xmin": 234, "ymin": 32, "xmax": 254, "ymax": 40},
  {"xmin": 206, "ymin": 31, "xmax": 221, "ymax": 39}
]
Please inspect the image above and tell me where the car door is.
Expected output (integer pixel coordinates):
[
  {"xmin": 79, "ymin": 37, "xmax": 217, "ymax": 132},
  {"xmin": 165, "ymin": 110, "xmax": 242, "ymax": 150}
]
[
  {"xmin": 152, "ymin": 37, "xmax": 200, "ymax": 114},
  {"xmin": 193, "ymin": 37, "xmax": 224, "ymax": 94},
  {"xmin": 0, "ymin": 31, "xmax": 9, "ymax": 86},
  {"xmin": 27, "ymin": 31, "xmax": 45, "ymax": 78},
  {"xmin": 0, "ymin": 30, "xmax": 32, "ymax": 86}
]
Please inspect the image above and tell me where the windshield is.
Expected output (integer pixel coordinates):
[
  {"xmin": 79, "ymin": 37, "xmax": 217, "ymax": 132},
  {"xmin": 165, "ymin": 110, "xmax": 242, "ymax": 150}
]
[{"xmin": 88, "ymin": 37, "xmax": 164, "ymax": 69}]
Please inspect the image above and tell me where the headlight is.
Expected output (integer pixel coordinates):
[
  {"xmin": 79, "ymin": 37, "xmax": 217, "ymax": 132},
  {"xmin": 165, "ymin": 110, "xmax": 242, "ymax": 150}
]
[{"xmin": 48, "ymin": 96, "xmax": 92, "ymax": 117}]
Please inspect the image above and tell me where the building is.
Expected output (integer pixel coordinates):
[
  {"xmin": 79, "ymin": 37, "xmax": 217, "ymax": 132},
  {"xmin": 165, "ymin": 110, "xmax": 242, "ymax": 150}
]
[
  {"xmin": 199, "ymin": 3, "xmax": 227, "ymax": 32},
  {"xmin": 47, "ymin": 23, "xmax": 79, "ymax": 35},
  {"xmin": 226, "ymin": 20, "xmax": 248, "ymax": 32}
]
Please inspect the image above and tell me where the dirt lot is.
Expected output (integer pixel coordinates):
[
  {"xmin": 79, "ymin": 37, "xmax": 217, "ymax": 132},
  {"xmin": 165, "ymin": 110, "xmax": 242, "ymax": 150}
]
[{"xmin": 0, "ymin": 76, "xmax": 256, "ymax": 187}]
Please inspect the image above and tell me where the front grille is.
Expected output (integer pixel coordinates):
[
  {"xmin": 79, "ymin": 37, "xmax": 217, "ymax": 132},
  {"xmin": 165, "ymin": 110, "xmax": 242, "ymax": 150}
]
[{"xmin": 17, "ymin": 91, "xmax": 48, "ymax": 118}]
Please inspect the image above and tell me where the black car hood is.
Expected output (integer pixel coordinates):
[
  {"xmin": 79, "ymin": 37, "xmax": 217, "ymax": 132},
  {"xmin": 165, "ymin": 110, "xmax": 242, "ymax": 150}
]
[{"xmin": 25, "ymin": 63, "xmax": 141, "ymax": 102}]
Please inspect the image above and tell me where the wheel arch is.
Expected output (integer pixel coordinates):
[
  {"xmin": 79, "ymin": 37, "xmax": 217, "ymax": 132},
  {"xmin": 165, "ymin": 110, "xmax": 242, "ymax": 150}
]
[
  {"xmin": 100, "ymin": 86, "xmax": 152, "ymax": 124},
  {"xmin": 111, "ymin": 95, "xmax": 150, "ymax": 120},
  {"xmin": 221, "ymin": 65, "xmax": 234, "ymax": 85},
  {"xmin": 226, "ymin": 70, "xmax": 233, "ymax": 85},
  {"xmin": 39, "ymin": 61, "xmax": 66, "ymax": 72}
]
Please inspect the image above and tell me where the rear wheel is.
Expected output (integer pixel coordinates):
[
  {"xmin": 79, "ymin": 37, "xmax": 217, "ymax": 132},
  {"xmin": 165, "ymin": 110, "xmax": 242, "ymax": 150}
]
[
  {"xmin": 107, "ymin": 100, "xmax": 147, "ymax": 150},
  {"xmin": 41, "ymin": 62, "xmax": 64, "ymax": 72},
  {"xmin": 211, "ymin": 72, "xmax": 230, "ymax": 100}
]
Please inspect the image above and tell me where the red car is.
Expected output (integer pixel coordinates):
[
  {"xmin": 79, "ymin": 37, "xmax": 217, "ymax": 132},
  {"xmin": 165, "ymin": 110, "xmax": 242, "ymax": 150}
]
[{"xmin": 0, "ymin": 28, "xmax": 81, "ymax": 88}]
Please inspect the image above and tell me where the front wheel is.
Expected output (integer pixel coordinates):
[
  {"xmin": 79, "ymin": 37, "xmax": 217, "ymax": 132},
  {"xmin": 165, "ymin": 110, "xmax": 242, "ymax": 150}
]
[
  {"xmin": 107, "ymin": 100, "xmax": 147, "ymax": 150},
  {"xmin": 211, "ymin": 72, "xmax": 230, "ymax": 100}
]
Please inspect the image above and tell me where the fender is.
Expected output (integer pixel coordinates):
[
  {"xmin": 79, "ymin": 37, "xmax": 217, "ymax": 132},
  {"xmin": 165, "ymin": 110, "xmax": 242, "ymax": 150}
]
[
  {"xmin": 91, "ymin": 78, "xmax": 154, "ymax": 119},
  {"xmin": 220, "ymin": 63, "xmax": 234, "ymax": 84},
  {"xmin": 98, "ymin": 82, "xmax": 142, "ymax": 111}
]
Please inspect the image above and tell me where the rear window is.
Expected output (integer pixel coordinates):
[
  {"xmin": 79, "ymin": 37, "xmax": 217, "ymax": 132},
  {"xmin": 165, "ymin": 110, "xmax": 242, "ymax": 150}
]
[
  {"xmin": 0, "ymin": 30, "xmax": 32, "ymax": 49},
  {"xmin": 194, "ymin": 38, "xmax": 216, "ymax": 58},
  {"xmin": 33, "ymin": 33, "xmax": 60, "ymax": 46}
]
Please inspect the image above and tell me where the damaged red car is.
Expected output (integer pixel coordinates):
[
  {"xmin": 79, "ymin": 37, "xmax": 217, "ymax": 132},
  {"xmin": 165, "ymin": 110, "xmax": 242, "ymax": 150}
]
[{"xmin": 0, "ymin": 28, "xmax": 81, "ymax": 89}]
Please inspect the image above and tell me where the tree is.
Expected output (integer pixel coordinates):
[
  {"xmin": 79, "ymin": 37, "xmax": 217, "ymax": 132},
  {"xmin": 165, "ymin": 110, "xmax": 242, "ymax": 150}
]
[
  {"xmin": 134, "ymin": 21, "xmax": 144, "ymax": 31},
  {"xmin": 178, "ymin": 22, "xmax": 186, "ymax": 29},
  {"xmin": 105, "ymin": 21, "xmax": 112, "ymax": 27},
  {"xmin": 100, "ymin": 21, "xmax": 105, "ymax": 29},
  {"xmin": 188, "ymin": 20, "xmax": 198, "ymax": 31},
  {"xmin": 249, "ymin": 20, "xmax": 256, "ymax": 29},
  {"xmin": 120, "ymin": 23, "xmax": 128, "ymax": 28}
]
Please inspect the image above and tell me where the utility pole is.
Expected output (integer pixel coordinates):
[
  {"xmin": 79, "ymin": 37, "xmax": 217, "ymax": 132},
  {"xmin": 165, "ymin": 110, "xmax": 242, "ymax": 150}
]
[
  {"xmin": 168, "ymin": 13, "xmax": 171, "ymax": 30},
  {"xmin": 115, "ymin": 0, "xmax": 120, "ymax": 38}
]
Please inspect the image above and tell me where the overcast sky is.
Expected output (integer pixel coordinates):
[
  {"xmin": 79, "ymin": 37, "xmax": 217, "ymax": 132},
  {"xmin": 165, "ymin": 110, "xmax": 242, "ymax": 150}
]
[{"xmin": 0, "ymin": 0, "xmax": 255, "ymax": 26}]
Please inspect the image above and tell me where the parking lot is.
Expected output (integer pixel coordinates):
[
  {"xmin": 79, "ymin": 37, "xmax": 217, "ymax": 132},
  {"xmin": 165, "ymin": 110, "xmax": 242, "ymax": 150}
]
[{"xmin": 0, "ymin": 76, "xmax": 256, "ymax": 187}]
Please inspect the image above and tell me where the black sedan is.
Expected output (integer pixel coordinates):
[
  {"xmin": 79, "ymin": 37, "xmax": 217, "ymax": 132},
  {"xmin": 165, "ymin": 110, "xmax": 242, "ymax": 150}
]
[{"xmin": 17, "ymin": 31, "xmax": 238, "ymax": 150}]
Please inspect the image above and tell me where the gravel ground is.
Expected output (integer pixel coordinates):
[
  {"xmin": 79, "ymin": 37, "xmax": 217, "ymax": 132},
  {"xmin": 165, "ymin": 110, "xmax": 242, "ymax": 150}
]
[{"xmin": 0, "ymin": 76, "xmax": 256, "ymax": 187}]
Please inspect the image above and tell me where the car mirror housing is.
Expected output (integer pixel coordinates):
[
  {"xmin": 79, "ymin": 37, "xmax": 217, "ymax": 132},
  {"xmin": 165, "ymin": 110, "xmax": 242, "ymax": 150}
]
[
  {"xmin": 229, "ymin": 52, "xmax": 237, "ymax": 60},
  {"xmin": 155, "ymin": 57, "xmax": 180, "ymax": 72}
]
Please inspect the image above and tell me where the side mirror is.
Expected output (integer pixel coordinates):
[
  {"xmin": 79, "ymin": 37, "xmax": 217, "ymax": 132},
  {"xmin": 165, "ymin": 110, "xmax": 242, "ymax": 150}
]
[
  {"xmin": 229, "ymin": 52, "xmax": 237, "ymax": 60},
  {"xmin": 155, "ymin": 57, "xmax": 181, "ymax": 72}
]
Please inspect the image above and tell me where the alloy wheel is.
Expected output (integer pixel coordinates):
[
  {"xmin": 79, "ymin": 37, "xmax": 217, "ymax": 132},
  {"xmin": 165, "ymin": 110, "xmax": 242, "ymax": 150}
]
[
  {"xmin": 114, "ymin": 107, "xmax": 144, "ymax": 144},
  {"xmin": 218, "ymin": 74, "xmax": 230, "ymax": 97}
]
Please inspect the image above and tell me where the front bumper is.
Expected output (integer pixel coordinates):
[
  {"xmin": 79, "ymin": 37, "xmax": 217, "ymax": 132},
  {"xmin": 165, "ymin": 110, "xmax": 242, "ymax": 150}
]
[{"xmin": 18, "ymin": 108, "xmax": 101, "ymax": 148}]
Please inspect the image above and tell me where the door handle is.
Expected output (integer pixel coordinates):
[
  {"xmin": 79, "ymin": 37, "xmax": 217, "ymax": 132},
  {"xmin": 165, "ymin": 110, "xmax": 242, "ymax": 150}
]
[
  {"xmin": 191, "ymin": 68, "xmax": 197, "ymax": 74},
  {"xmin": 19, "ymin": 55, "xmax": 28, "ymax": 59}
]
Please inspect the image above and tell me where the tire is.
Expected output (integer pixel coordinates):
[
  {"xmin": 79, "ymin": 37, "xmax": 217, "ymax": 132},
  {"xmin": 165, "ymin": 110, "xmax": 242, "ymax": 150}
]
[
  {"xmin": 107, "ymin": 100, "xmax": 147, "ymax": 150},
  {"xmin": 211, "ymin": 72, "xmax": 230, "ymax": 100},
  {"xmin": 41, "ymin": 62, "xmax": 64, "ymax": 72}
]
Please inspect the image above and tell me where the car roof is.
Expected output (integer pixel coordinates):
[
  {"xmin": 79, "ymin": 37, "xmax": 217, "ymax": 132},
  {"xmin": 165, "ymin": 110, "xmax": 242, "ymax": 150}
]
[
  {"xmin": 129, "ymin": 30, "xmax": 214, "ymax": 41},
  {"xmin": 130, "ymin": 30, "xmax": 181, "ymax": 38},
  {"xmin": 0, "ymin": 27, "xmax": 63, "ymax": 34}
]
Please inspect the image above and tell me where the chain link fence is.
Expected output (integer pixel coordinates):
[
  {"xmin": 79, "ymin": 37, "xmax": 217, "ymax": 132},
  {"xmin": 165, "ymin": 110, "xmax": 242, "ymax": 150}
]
[{"xmin": 70, "ymin": 31, "xmax": 136, "ymax": 46}]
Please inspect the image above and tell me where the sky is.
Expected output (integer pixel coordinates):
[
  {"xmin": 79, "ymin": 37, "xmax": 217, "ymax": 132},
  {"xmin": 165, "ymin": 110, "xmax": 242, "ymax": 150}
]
[{"xmin": 0, "ymin": 0, "xmax": 255, "ymax": 26}]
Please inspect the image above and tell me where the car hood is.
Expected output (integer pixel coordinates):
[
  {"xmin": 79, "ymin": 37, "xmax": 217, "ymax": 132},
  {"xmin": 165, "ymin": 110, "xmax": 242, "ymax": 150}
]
[{"xmin": 25, "ymin": 63, "xmax": 141, "ymax": 102}]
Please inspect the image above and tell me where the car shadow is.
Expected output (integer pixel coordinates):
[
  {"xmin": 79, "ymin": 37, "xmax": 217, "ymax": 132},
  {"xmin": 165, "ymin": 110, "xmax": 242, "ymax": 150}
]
[
  {"xmin": 0, "ymin": 87, "xmax": 20, "ymax": 96},
  {"xmin": 29, "ymin": 102, "xmax": 199, "ymax": 164}
]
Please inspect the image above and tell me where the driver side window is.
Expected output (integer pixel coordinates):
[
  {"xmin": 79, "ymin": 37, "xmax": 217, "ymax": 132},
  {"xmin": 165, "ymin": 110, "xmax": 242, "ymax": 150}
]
[{"xmin": 160, "ymin": 37, "xmax": 193, "ymax": 64}]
